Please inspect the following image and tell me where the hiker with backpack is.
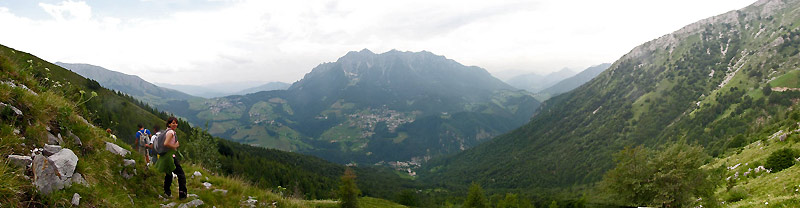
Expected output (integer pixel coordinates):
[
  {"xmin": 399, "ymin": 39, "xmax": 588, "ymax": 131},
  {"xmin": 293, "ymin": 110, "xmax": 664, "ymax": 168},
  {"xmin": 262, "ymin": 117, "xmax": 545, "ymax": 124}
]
[
  {"xmin": 134, "ymin": 124, "xmax": 152, "ymax": 164},
  {"xmin": 148, "ymin": 125, "xmax": 161, "ymax": 165},
  {"xmin": 155, "ymin": 117, "xmax": 187, "ymax": 199}
]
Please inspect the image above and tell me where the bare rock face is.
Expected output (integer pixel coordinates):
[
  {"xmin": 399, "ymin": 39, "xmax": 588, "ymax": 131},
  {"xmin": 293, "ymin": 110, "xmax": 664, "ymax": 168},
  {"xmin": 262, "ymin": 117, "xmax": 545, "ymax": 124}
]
[
  {"xmin": 7, "ymin": 155, "xmax": 32, "ymax": 168},
  {"xmin": 49, "ymin": 149, "xmax": 78, "ymax": 178},
  {"xmin": 0, "ymin": 102, "xmax": 23, "ymax": 116},
  {"xmin": 72, "ymin": 193, "xmax": 81, "ymax": 206},
  {"xmin": 72, "ymin": 172, "xmax": 88, "ymax": 186},
  {"xmin": 47, "ymin": 132, "xmax": 64, "ymax": 145},
  {"xmin": 123, "ymin": 159, "xmax": 136, "ymax": 167},
  {"xmin": 32, "ymin": 154, "xmax": 68, "ymax": 194},
  {"xmin": 31, "ymin": 148, "xmax": 80, "ymax": 194},
  {"xmin": 177, "ymin": 199, "xmax": 204, "ymax": 208},
  {"xmin": 43, "ymin": 144, "xmax": 63, "ymax": 156},
  {"xmin": 105, "ymin": 142, "xmax": 130, "ymax": 157}
]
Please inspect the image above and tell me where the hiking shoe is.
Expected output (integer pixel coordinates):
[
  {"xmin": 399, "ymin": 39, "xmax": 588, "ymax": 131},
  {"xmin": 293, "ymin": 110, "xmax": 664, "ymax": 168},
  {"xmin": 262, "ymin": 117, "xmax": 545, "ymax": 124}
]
[{"xmin": 178, "ymin": 191, "xmax": 187, "ymax": 200}]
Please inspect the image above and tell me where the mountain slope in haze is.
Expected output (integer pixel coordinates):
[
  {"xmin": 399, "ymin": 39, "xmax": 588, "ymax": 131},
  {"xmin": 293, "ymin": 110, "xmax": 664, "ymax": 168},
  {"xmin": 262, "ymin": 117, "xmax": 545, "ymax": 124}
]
[
  {"xmin": 156, "ymin": 81, "xmax": 289, "ymax": 98},
  {"xmin": 505, "ymin": 68, "xmax": 575, "ymax": 93},
  {"xmin": 55, "ymin": 62, "xmax": 197, "ymax": 106},
  {"xmin": 236, "ymin": 81, "xmax": 291, "ymax": 95},
  {"xmin": 422, "ymin": 0, "xmax": 800, "ymax": 198},
  {"xmin": 535, "ymin": 63, "xmax": 612, "ymax": 100},
  {"xmin": 162, "ymin": 49, "xmax": 540, "ymax": 165}
]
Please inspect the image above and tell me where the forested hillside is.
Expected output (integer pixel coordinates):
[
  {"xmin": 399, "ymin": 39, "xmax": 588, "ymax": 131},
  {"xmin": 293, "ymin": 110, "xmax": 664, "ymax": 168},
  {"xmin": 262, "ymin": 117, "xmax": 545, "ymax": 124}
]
[
  {"xmin": 0, "ymin": 44, "xmax": 412, "ymax": 207},
  {"xmin": 55, "ymin": 62, "xmax": 198, "ymax": 107},
  {"xmin": 161, "ymin": 49, "xmax": 540, "ymax": 165},
  {"xmin": 421, "ymin": 0, "xmax": 800, "ymax": 201}
]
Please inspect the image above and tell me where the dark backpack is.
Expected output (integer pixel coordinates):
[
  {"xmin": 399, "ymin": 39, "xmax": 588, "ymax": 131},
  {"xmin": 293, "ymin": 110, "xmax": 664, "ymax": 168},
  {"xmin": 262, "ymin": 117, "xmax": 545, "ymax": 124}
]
[{"xmin": 153, "ymin": 129, "xmax": 170, "ymax": 154}]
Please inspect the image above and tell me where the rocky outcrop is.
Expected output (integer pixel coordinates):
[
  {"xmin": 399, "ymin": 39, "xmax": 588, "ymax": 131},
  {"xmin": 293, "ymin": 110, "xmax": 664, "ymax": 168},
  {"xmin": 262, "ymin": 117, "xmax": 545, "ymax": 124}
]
[
  {"xmin": 121, "ymin": 159, "xmax": 137, "ymax": 179},
  {"xmin": 7, "ymin": 155, "xmax": 32, "ymax": 168},
  {"xmin": 123, "ymin": 159, "xmax": 136, "ymax": 167},
  {"xmin": 43, "ymin": 144, "xmax": 63, "ymax": 156},
  {"xmin": 32, "ymin": 154, "xmax": 67, "ymax": 194},
  {"xmin": 177, "ymin": 199, "xmax": 204, "ymax": 208},
  {"xmin": 0, "ymin": 102, "xmax": 23, "ymax": 116},
  {"xmin": 72, "ymin": 172, "xmax": 88, "ymax": 186},
  {"xmin": 47, "ymin": 132, "xmax": 64, "ymax": 145},
  {"xmin": 105, "ymin": 142, "xmax": 130, "ymax": 156},
  {"xmin": 49, "ymin": 149, "xmax": 78, "ymax": 178},
  {"xmin": 31, "ymin": 147, "xmax": 80, "ymax": 194}
]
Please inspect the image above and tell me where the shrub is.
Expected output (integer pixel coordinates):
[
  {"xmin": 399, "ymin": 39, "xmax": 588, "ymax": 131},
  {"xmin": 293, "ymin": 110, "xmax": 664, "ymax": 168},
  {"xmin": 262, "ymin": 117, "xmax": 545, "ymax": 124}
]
[
  {"xmin": 765, "ymin": 148, "xmax": 797, "ymax": 173},
  {"xmin": 724, "ymin": 186, "xmax": 748, "ymax": 202}
]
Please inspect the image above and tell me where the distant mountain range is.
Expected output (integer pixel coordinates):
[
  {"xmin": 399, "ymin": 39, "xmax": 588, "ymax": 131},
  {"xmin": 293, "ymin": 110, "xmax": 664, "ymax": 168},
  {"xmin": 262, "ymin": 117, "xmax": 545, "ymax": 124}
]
[
  {"xmin": 535, "ymin": 63, "xmax": 611, "ymax": 100},
  {"xmin": 505, "ymin": 68, "xmax": 576, "ymax": 93},
  {"xmin": 160, "ymin": 49, "xmax": 540, "ymax": 164},
  {"xmin": 55, "ymin": 62, "xmax": 197, "ymax": 106},
  {"xmin": 156, "ymin": 81, "xmax": 290, "ymax": 98}
]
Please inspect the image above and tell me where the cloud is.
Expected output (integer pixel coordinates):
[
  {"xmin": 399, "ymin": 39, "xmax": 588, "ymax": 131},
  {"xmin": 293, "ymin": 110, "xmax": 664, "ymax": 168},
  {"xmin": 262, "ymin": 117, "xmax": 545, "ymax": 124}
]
[
  {"xmin": 38, "ymin": 1, "xmax": 91, "ymax": 21},
  {"xmin": 0, "ymin": 0, "xmax": 758, "ymax": 85}
]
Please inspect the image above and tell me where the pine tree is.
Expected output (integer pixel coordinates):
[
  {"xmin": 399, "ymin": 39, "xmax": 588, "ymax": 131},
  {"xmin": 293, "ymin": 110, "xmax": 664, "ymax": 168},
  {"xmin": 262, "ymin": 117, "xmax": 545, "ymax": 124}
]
[
  {"xmin": 496, "ymin": 193, "xmax": 519, "ymax": 208},
  {"xmin": 464, "ymin": 182, "xmax": 488, "ymax": 208},
  {"xmin": 339, "ymin": 168, "xmax": 360, "ymax": 208},
  {"xmin": 548, "ymin": 200, "xmax": 558, "ymax": 208}
]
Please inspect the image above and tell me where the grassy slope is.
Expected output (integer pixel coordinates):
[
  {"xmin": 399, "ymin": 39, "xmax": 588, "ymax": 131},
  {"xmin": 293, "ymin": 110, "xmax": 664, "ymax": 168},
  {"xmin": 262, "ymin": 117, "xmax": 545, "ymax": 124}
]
[
  {"xmin": 706, "ymin": 122, "xmax": 800, "ymax": 207},
  {"xmin": 419, "ymin": 0, "xmax": 800, "ymax": 203},
  {"xmin": 0, "ymin": 45, "xmax": 405, "ymax": 207}
]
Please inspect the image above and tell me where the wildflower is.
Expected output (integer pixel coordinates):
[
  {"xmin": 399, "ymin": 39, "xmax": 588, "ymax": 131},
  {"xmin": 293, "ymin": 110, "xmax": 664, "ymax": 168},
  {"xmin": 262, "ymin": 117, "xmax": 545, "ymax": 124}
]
[{"xmin": 45, "ymin": 67, "xmax": 50, "ymax": 71}]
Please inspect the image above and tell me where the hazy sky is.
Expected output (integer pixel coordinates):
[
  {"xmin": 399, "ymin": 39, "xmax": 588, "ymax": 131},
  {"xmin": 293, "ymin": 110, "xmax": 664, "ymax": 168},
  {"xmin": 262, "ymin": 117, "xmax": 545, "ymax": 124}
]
[{"xmin": 0, "ymin": 0, "xmax": 757, "ymax": 85}]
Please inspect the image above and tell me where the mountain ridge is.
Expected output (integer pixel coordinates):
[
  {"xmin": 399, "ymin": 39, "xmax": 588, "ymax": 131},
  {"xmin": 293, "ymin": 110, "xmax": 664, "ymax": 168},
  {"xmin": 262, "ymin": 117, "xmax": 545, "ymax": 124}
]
[
  {"xmin": 161, "ymin": 49, "xmax": 540, "ymax": 165},
  {"xmin": 55, "ymin": 62, "xmax": 197, "ymax": 105},
  {"xmin": 536, "ymin": 63, "xmax": 611, "ymax": 100},
  {"xmin": 421, "ymin": 0, "xmax": 800, "ymax": 198}
]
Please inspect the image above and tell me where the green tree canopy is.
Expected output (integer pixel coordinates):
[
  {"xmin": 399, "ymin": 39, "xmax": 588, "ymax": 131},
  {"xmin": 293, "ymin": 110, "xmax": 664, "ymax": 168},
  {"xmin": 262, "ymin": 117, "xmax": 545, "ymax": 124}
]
[
  {"xmin": 339, "ymin": 168, "xmax": 360, "ymax": 208},
  {"xmin": 464, "ymin": 182, "xmax": 489, "ymax": 208},
  {"xmin": 599, "ymin": 143, "xmax": 718, "ymax": 207}
]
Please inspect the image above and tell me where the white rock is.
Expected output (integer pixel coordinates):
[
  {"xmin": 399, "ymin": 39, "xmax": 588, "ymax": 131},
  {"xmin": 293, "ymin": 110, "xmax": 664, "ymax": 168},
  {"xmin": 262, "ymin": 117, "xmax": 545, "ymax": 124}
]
[
  {"xmin": 32, "ymin": 154, "xmax": 68, "ymax": 194},
  {"xmin": 7, "ymin": 155, "xmax": 32, "ymax": 168},
  {"xmin": 72, "ymin": 193, "xmax": 81, "ymax": 206},
  {"xmin": 213, "ymin": 189, "xmax": 228, "ymax": 195},
  {"xmin": 193, "ymin": 171, "xmax": 202, "ymax": 178},
  {"xmin": 202, "ymin": 182, "xmax": 212, "ymax": 189},
  {"xmin": 49, "ymin": 149, "xmax": 78, "ymax": 178},
  {"xmin": 47, "ymin": 132, "xmax": 63, "ymax": 145},
  {"xmin": 123, "ymin": 159, "xmax": 136, "ymax": 167},
  {"xmin": 0, "ymin": 102, "xmax": 23, "ymax": 116},
  {"xmin": 43, "ymin": 144, "xmax": 63, "ymax": 156},
  {"xmin": 161, "ymin": 202, "xmax": 177, "ymax": 208},
  {"xmin": 72, "ymin": 172, "xmax": 88, "ymax": 186},
  {"xmin": 177, "ymin": 199, "xmax": 204, "ymax": 208},
  {"xmin": 105, "ymin": 142, "xmax": 130, "ymax": 157}
]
